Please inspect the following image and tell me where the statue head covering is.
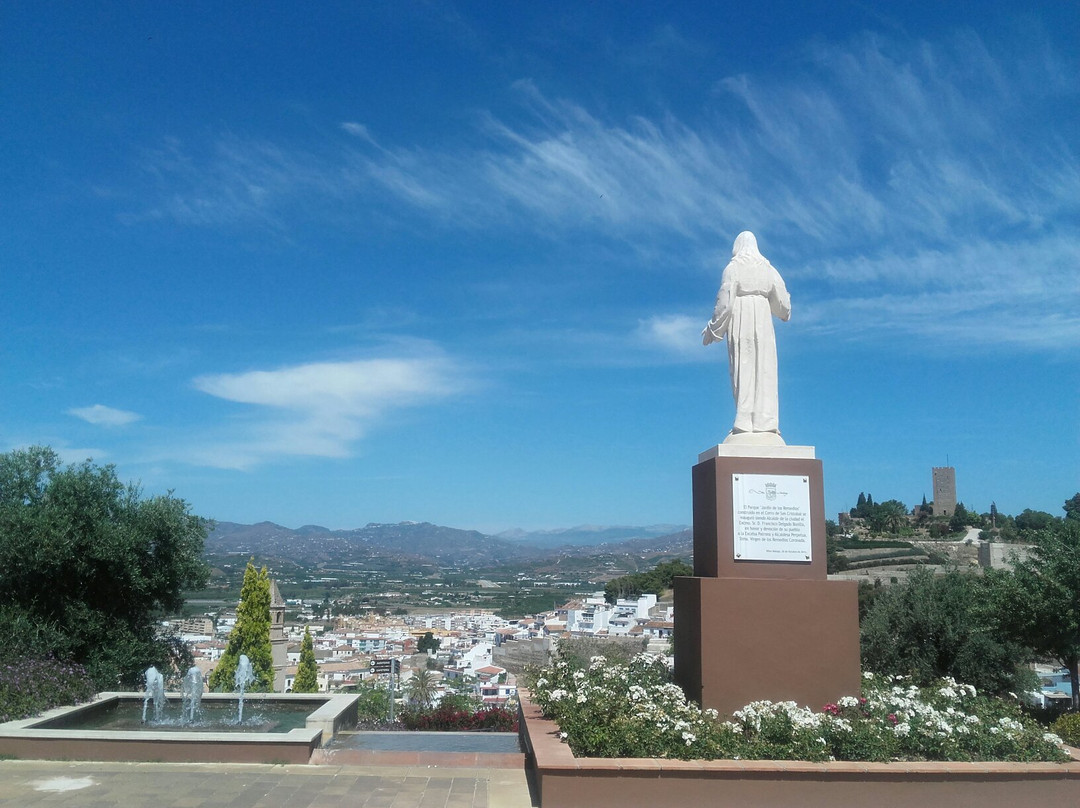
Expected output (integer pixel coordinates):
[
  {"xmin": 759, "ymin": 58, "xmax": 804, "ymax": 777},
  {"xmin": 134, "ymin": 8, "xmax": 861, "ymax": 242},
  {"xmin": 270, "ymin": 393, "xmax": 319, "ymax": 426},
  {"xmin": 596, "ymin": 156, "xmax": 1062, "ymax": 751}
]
[{"xmin": 731, "ymin": 231, "xmax": 764, "ymax": 263}]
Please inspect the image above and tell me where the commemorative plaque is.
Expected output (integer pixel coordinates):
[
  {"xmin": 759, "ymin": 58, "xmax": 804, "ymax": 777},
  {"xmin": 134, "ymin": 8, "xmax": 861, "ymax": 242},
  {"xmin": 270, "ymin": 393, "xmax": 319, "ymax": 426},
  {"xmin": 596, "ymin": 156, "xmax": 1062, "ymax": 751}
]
[{"xmin": 731, "ymin": 472, "xmax": 812, "ymax": 562}]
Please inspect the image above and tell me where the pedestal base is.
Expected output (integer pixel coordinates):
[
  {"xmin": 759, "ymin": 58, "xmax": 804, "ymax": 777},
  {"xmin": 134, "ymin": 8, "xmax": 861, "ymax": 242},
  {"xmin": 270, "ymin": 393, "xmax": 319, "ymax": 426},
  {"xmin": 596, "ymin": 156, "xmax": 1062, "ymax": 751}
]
[{"xmin": 674, "ymin": 576, "xmax": 861, "ymax": 717}]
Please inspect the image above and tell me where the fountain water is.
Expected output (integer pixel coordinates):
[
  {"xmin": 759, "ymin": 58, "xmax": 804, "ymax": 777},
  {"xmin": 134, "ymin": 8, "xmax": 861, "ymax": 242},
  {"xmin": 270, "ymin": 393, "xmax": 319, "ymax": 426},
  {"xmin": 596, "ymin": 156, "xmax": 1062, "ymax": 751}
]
[
  {"xmin": 234, "ymin": 655, "xmax": 256, "ymax": 724},
  {"xmin": 142, "ymin": 666, "xmax": 165, "ymax": 723},
  {"xmin": 180, "ymin": 666, "xmax": 203, "ymax": 723}
]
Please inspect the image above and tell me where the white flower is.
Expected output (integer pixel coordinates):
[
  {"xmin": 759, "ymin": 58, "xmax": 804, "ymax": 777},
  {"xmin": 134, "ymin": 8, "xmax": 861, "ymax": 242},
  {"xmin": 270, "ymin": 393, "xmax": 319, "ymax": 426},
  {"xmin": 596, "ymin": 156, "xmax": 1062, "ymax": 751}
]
[
  {"xmin": 1044, "ymin": 732, "xmax": 1064, "ymax": 746},
  {"xmin": 997, "ymin": 717, "xmax": 1023, "ymax": 732},
  {"xmin": 682, "ymin": 731, "xmax": 696, "ymax": 746}
]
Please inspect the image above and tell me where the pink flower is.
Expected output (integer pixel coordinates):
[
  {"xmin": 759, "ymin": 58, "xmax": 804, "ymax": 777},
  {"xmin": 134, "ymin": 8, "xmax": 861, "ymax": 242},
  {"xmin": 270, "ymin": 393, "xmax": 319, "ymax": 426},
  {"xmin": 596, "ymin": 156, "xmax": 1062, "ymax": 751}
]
[{"xmin": 887, "ymin": 713, "xmax": 898, "ymax": 725}]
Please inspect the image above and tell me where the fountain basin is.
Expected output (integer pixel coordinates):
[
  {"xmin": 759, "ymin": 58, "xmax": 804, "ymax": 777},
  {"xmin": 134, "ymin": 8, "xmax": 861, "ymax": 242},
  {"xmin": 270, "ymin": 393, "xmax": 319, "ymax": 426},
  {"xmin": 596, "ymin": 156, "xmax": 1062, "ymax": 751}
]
[{"xmin": 0, "ymin": 692, "xmax": 358, "ymax": 764}]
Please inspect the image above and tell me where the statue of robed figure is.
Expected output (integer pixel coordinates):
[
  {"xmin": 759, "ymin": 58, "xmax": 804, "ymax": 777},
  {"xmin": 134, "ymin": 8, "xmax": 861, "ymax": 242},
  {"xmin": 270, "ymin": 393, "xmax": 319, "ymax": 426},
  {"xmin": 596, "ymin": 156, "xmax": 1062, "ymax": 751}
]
[{"xmin": 703, "ymin": 231, "xmax": 791, "ymax": 443}]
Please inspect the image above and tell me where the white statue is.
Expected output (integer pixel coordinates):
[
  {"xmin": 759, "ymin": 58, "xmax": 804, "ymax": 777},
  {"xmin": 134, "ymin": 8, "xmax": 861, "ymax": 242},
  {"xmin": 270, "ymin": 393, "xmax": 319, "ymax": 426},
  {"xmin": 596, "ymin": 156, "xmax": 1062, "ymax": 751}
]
[{"xmin": 703, "ymin": 231, "xmax": 791, "ymax": 443}]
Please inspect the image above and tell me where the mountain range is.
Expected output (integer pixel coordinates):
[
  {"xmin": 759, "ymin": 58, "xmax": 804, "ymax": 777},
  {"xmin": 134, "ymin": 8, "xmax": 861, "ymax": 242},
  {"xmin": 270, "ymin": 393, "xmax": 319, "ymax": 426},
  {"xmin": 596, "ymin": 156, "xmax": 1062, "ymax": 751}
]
[{"xmin": 205, "ymin": 520, "xmax": 691, "ymax": 567}]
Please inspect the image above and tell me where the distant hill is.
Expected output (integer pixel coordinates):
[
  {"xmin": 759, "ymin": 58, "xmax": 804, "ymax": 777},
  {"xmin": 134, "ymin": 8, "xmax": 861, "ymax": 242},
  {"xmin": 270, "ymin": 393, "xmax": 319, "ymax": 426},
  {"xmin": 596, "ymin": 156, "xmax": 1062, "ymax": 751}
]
[
  {"xmin": 205, "ymin": 520, "xmax": 692, "ymax": 567},
  {"xmin": 206, "ymin": 520, "xmax": 532, "ymax": 567},
  {"xmin": 495, "ymin": 524, "xmax": 689, "ymax": 548}
]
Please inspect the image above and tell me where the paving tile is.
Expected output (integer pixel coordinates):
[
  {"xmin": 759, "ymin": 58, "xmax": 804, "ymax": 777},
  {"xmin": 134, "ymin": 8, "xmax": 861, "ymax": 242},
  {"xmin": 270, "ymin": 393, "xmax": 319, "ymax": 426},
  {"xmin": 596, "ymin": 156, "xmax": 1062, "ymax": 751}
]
[{"xmin": 0, "ymin": 760, "xmax": 535, "ymax": 808}]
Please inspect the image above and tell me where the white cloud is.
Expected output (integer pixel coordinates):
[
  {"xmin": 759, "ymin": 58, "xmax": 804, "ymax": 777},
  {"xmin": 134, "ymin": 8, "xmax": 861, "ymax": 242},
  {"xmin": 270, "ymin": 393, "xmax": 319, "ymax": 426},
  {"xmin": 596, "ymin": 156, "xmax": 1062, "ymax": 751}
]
[
  {"xmin": 188, "ymin": 356, "xmax": 466, "ymax": 469},
  {"xmin": 67, "ymin": 404, "xmax": 141, "ymax": 427},
  {"xmin": 637, "ymin": 314, "xmax": 705, "ymax": 357},
  {"xmin": 340, "ymin": 121, "xmax": 372, "ymax": 140}
]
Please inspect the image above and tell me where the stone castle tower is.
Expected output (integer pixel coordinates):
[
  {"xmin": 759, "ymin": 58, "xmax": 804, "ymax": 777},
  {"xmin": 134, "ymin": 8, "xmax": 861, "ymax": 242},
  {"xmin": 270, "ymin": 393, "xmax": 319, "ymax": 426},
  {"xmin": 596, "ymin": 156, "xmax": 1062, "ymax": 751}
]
[{"xmin": 932, "ymin": 467, "xmax": 956, "ymax": 517}]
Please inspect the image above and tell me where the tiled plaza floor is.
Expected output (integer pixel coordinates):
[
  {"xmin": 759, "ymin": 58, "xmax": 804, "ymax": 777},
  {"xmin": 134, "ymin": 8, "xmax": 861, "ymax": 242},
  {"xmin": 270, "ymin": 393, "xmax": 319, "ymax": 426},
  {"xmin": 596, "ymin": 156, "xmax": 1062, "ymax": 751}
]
[{"xmin": 0, "ymin": 760, "xmax": 536, "ymax": 807}]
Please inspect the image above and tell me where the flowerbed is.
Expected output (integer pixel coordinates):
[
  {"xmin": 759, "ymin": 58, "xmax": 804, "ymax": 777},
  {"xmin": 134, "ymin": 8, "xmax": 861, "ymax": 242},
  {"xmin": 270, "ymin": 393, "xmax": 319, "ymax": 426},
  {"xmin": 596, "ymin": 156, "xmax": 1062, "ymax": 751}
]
[
  {"xmin": 0, "ymin": 657, "xmax": 96, "ymax": 723},
  {"xmin": 528, "ymin": 652, "xmax": 1068, "ymax": 763},
  {"xmin": 400, "ymin": 704, "xmax": 518, "ymax": 732}
]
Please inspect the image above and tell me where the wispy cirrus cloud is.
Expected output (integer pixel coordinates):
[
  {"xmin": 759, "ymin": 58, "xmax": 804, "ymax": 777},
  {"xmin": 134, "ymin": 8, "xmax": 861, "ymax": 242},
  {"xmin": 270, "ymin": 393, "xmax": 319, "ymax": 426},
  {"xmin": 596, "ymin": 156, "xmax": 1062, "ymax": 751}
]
[
  {"xmin": 187, "ymin": 354, "xmax": 467, "ymax": 469},
  {"xmin": 125, "ymin": 31, "xmax": 1077, "ymax": 246},
  {"xmin": 122, "ymin": 29, "xmax": 1078, "ymax": 351},
  {"xmin": 67, "ymin": 404, "xmax": 142, "ymax": 427}
]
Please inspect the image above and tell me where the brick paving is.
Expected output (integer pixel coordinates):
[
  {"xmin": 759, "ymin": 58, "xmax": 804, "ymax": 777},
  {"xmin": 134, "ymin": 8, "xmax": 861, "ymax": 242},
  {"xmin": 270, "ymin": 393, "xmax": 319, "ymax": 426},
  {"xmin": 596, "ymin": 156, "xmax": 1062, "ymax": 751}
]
[{"xmin": 0, "ymin": 760, "xmax": 536, "ymax": 808}]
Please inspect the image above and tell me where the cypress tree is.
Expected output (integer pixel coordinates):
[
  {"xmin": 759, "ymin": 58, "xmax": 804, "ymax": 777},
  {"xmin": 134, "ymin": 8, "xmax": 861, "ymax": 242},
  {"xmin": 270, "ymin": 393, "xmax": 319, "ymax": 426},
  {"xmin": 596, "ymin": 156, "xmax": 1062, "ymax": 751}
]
[
  {"xmin": 209, "ymin": 560, "xmax": 275, "ymax": 692},
  {"xmin": 292, "ymin": 626, "xmax": 319, "ymax": 693}
]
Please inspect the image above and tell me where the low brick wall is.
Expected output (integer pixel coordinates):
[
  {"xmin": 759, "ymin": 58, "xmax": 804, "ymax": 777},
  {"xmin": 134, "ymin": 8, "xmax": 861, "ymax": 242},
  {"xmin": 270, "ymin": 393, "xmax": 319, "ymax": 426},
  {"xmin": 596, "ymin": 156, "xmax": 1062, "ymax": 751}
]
[{"xmin": 518, "ymin": 692, "xmax": 1080, "ymax": 808}]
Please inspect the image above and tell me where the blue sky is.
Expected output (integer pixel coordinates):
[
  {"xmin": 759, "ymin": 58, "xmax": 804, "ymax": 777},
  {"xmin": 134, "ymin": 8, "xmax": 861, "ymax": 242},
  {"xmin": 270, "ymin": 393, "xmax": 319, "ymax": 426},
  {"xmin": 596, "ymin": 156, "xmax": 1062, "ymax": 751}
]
[{"xmin": 2, "ymin": 2, "xmax": 1077, "ymax": 533}]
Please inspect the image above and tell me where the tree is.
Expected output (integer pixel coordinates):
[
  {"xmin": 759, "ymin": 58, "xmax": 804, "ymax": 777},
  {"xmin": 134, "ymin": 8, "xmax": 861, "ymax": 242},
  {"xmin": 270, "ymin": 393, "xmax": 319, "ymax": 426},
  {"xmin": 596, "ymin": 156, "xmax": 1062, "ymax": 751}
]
[
  {"xmin": 1063, "ymin": 493, "xmax": 1080, "ymax": 523},
  {"xmin": 997, "ymin": 515, "xmax": 1080, "ymax": 709},
  {"xmin": 866, "ymin": 500, "xmax": 907, "ymax": 534},
  {"xmin": 209, "ymin": 561, "xmax": 275, "ymax": 692},
  {"xmin": 1015, "ymin": 509, "xmax": 1058, "ymax": 534},
  {"xmin": 852, "ymin": 492, "xmax": 867, "ymax": 518},
  {"xmin": 948, "ymin": 502, "xmax": 970, "ymax": 533},
  {"xmin": 404, "ymin": 668, "xmax": 437, "ymax": 707},
  {"xmin": 440, "ymin": 673, "xmax": 481, "ymax": 712},
  {"xmin": 826, "ymin": 533, "xmax": 849, "ymax": 574},
  {"xmin": 860, "ymin": 568, "xmax": 1033, "ymax": 696},
  {"xmin": 417, "ymin": 631, "xmax": 441, "ymax": 654},
  {"xmin": 345, "ymin": 679, "xmax": 392, "ymax": 721},
  {"xmin": 0, "ymin": 447, "xmax": 209, "ymax": 686},
  {"xmin": 604, "ymin": 559, "xmax": 692, "ymax": 603},
  {"xmin": 292, "ymin": 627, "xmax": 319, "ymax": 693}
]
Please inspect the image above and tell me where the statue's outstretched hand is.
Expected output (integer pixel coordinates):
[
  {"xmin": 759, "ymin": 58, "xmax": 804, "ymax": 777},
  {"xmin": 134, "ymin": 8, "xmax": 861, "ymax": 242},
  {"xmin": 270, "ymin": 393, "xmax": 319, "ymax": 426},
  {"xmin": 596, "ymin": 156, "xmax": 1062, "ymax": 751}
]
[{"xmin": 702, "ymin": 326, "xmax": 719, "ymax": 346}]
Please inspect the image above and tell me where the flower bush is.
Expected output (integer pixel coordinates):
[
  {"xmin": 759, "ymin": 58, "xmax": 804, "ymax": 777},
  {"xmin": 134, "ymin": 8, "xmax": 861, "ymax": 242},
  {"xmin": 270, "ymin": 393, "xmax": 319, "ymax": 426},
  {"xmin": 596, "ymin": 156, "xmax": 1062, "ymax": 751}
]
[
  {"xmin": 526, "ymin": 653, "xmax": 1070, "ymax": 763},
  {"xmin": 529, "ymin": 652, "xmax": 737, "ymax": 759},
  {"xmin": 400, "ymin": 704, "xmax": 518, "ymax": 732},
  {"xmin": 0, "ymin": 657, "xmax": 96, "ymax": 723}
]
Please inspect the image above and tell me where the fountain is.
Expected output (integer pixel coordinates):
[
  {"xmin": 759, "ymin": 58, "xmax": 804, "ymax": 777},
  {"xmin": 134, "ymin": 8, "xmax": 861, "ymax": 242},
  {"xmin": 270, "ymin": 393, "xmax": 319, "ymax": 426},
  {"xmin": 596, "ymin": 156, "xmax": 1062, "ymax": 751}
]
[
  {"xmin": 180, "ymin": 666, "xmax": 203, "ymax": 724},
  {"xmin": 234, "ymin": 655, "xmax": 256, "ymax": 724},
  {"xmin": 1, "ymin": 689, "xmax": 359, "ymax": 764},
  {"xmin": 142, "ymin": 666, "xmax": 165, "ymax": 723}
]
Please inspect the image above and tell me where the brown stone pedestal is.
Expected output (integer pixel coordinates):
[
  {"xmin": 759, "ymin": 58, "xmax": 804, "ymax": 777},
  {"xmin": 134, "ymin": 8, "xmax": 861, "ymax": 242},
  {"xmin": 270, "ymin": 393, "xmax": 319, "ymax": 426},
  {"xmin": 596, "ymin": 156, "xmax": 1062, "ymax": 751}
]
[
  {"xmin": 674, "ymin": 449, "xmax": 861, "ymax": 716},
  {"xmin": 674, "ymin": 576, "xmax": 860, "ymax": 715}
]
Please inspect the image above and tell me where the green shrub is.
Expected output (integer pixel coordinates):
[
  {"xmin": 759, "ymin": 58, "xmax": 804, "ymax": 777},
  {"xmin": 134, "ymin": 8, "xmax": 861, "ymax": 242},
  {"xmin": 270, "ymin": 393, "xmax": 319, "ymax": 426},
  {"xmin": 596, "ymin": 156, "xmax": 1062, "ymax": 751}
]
[
  {"xmin": 1051, "ymin": 713, "xmax": 1080, "ymax": 747},
  {"xmin": 0, "ymin": 657, "xmax": 96, "ymax": 723}
]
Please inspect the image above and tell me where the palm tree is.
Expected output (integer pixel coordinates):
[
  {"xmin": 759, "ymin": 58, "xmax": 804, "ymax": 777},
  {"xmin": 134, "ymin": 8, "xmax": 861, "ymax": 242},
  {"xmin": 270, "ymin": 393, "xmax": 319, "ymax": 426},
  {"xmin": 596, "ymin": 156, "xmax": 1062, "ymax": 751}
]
[{"xmin": 404, "ymin": 669, "xmax": 437, "ymax": 707}]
